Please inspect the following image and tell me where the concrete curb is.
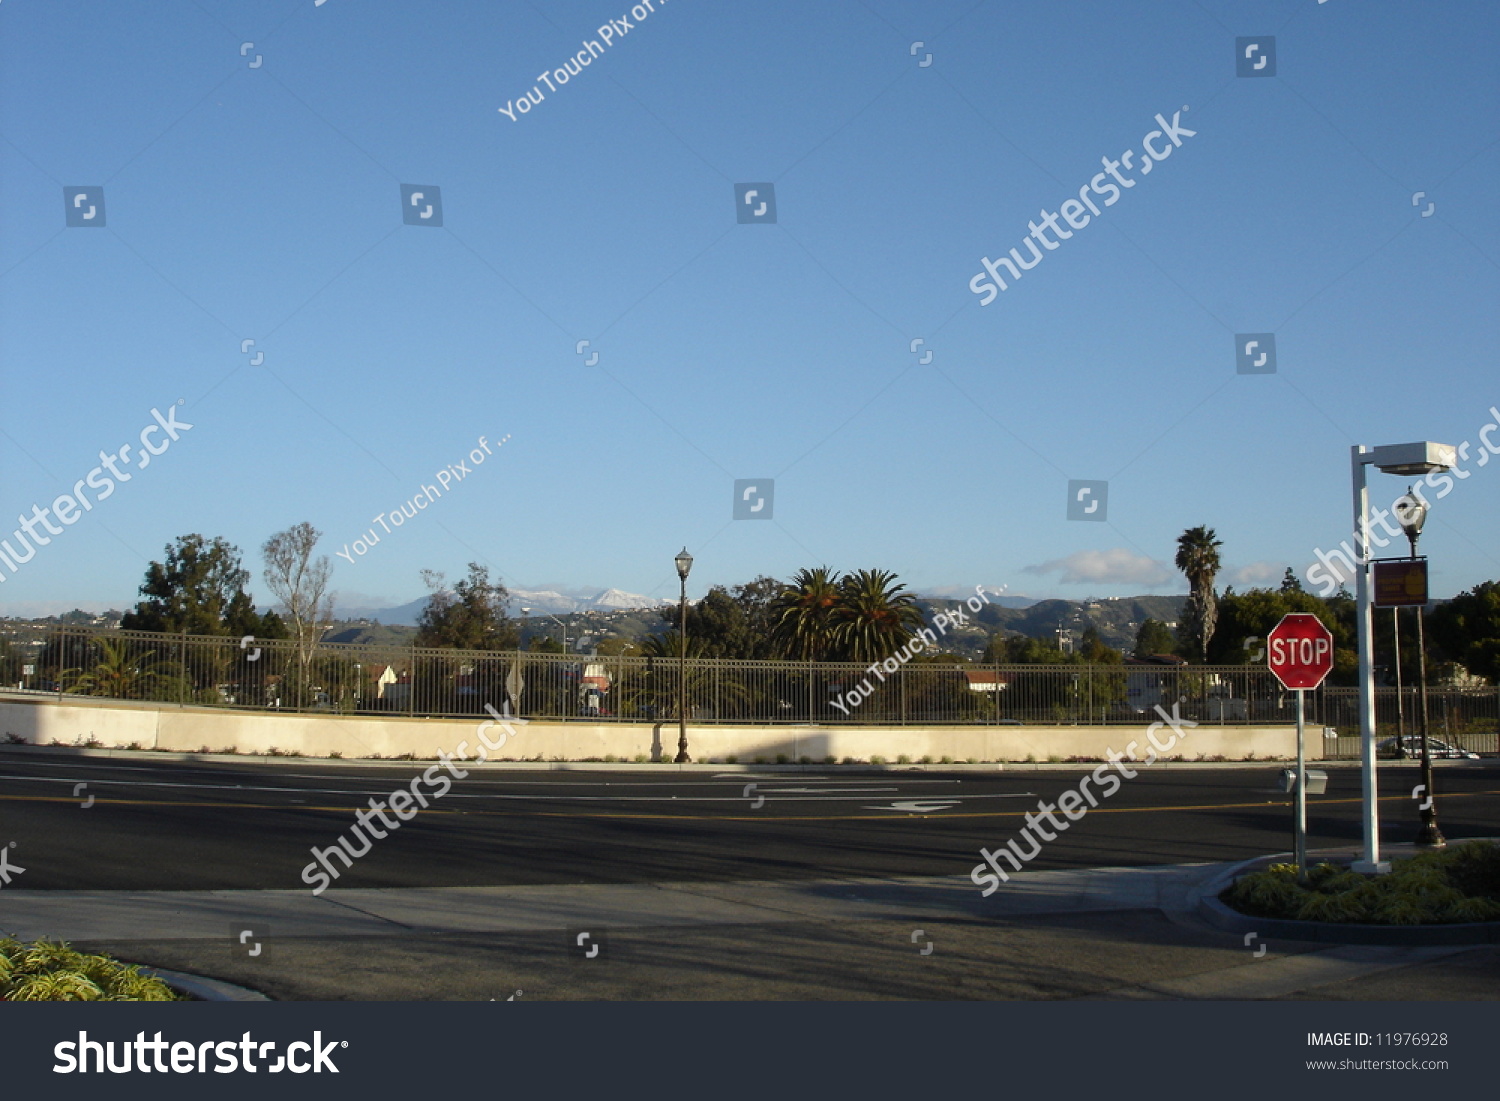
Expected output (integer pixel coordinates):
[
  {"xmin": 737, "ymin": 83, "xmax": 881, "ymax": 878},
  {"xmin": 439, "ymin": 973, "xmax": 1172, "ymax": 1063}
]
[
  {"xmin": 141, "ymin": 966, "xmax": 271, "ymax": 1002},
  {"xmin": 3, "ymin": 743, "xmax": 1433, "ymax": 772},
  {"xmin": 1193, "ymin": 844, "xmax": 1500, "ymax": 947}
]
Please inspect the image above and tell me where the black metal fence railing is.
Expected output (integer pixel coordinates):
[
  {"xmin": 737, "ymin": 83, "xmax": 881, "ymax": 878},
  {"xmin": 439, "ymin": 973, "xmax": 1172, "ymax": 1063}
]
[{"xmin": 0, "ymin": 625, "xmax": 1495, "ymax": 754}]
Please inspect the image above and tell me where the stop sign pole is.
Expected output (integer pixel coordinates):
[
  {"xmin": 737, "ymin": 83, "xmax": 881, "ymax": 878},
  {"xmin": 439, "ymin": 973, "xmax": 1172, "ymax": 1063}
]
[{"xmin": 1267, "ymin": 614, "xmax": 1336, "ymax": 879}]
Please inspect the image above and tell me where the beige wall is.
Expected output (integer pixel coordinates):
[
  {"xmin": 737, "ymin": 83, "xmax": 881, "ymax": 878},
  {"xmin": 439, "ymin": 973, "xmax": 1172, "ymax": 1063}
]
[{"xmin": 0, "ymin": 694, "xmax": 1315, "ymax": 762}]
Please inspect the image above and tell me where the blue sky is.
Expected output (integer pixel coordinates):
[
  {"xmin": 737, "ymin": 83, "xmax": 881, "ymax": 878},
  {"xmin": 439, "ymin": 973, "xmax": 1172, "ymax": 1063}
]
[{"xmin": 2, "ymin": 0, "xmax": 1497, "ymax": 617}]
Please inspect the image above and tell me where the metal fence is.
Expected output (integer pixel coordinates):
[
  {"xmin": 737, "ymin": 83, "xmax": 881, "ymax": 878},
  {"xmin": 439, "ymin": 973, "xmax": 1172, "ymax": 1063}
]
[{"xmin": 1, "ymin": 625, "xmax": 1495, "ymax": 752}]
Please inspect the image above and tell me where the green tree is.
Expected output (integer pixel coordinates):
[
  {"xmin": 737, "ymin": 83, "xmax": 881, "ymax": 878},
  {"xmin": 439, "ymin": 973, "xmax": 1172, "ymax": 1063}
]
[
  {"xmin": 1079, "ymin": 626, "xmax": 1122, "ymax": 664},
  {"xmin": 415, "ymin": 563, "xmax": 519, "ymax": 651},
  {"xmin": 830, "ymin": 569, "xmax": 925, "ymax": 664},
  {"xmin": 0, "ymin": 636, "xmax": 21, "ymax": 685},
  {"xmin": 1430, "ymin": 580, "xmax": 1500, "ymax": 683},
  {"xmin": 1132, "ymin": 618, "xmax": 1177, "ymax": 658},
  {"xmin": 1174, "ymin": 526, "xmax": 1223, "ymax": 663},
  {"xmin": 121, "ymin": 535, "xmax": 281, "ymax": 637},
  {"xmin": 662, "ymin": 586, "xmax": 750, "ymax": 659},
  {"xmin": 1207, "ymin": 586, "xmax": 1356, "ymax": 681},
  {"xmin": 1280, "ymin": 567, "xmax": 1303, "ymax": 594},
  {"xmin": 985, "ymin": 633, "xmax": 1082, "ymax": 664},
  {"xmin": 62, "ymin": 638, "xmax": 184, "ymax": 700},
  {"xmin": 770, "ymin": 567, "xmax": 843, "ymax": 661},
  {"xmin": 728, "ymin": 575, "xmax": 783, "ymax": 659}
]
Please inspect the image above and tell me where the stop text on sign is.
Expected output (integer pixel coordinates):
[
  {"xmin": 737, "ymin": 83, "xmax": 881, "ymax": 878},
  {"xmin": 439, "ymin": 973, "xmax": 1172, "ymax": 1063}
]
[
  {"xmin": 1266, "ymin": 612, "xmax": 1335, "ymax": 689},
  {"xmin": 1270, "ymin": 636, "xmax": 1331, "ymax": 666}
]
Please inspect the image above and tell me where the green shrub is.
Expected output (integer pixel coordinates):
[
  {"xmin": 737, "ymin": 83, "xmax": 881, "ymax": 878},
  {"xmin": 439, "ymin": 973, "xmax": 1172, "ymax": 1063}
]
[
  {"xmin": 775, "ymin": 754, "xmax": 789, "ymax": 764},
  {"xmin": 896, "ymin": 755, "xmax": 911, "ymax": 764},
  {"xmin": 870, "ymin": 755, "xmax": 886, "ymax": 765},
  {"xmin": 725, "ymin": 755, "xmax": 738, "ymax": 764},
  {"xmin": 0, "ymin": 939, "xmax": 182, "ymax": 1001},
  {"xmin": 1224, "ymin": 842, "xmax": 1500, "ymax": 926}
]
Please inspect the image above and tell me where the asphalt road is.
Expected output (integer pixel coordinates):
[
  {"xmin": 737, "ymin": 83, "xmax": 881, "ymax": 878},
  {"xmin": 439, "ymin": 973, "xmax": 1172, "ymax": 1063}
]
[{"xmin": 1, "ymin": 750, "xmax": 1496, "ymax": 892}]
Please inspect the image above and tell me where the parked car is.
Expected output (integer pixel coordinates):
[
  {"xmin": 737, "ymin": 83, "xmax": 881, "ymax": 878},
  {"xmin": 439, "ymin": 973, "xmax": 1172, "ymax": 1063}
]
[{"xmin": 1376, "ymin": 735, "xmax": 1480, "ymax": 760}]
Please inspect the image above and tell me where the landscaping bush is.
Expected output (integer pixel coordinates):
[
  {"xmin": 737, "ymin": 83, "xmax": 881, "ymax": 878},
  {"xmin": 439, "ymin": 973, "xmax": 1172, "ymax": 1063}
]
[
  {"xmin": 1223, "ymin": 842, "xmax": 1500, "ymax": 925},
  {"xmin": 0, "ymin": 939, "xmax": 182, "ymax": 1001}
]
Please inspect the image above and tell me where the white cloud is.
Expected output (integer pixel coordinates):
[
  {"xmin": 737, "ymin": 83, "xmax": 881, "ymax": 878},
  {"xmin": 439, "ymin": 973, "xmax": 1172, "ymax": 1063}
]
[
  {"xmin": 1225, "ymin": 561, "xmax": 1284, "ymax": 587},
  {"xmin": 1023, "ymin": 548, "xmax": 1173, "ymax": 587}
]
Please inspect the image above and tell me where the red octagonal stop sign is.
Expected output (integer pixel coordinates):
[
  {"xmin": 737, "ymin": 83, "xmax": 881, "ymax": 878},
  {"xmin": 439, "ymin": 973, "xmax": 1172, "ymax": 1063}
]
[{"xmin": 1266, "ymin": 613, "xmax": 1335, "ymax": 690}]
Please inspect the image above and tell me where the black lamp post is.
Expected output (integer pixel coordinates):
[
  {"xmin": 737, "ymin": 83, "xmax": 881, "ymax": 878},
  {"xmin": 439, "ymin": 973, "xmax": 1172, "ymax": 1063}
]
[
  {"xmin": 1394, "ymin": 488, "xmax": 1444, "ymax": 847},
  {"xmin": 674, "ymin": 548, "xmax": 693, "ymax": 763}
]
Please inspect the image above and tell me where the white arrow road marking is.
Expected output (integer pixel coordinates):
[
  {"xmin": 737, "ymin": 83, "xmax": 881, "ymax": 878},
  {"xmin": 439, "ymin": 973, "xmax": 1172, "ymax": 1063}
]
[
  {"xmin": 866, "ymin": 800, "xmax": 962, "ymax": 813},
  {"xmin": 745, "ymin": 786, "xmax": 895, "ymax": 795}
]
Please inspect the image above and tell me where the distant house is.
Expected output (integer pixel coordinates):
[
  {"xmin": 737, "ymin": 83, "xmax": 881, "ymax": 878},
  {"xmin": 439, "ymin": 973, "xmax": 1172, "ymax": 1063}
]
[
  {"xmin": 1124, "ymin": 654, "xmax": 1187, "ymax": 714},
  {"xmin": 962, "ymin": 670, "xmax": 1011, "ymax": 693},
  {"xmin": 367, "ymin": 665, "xmax": 398, "ymax": 699}
]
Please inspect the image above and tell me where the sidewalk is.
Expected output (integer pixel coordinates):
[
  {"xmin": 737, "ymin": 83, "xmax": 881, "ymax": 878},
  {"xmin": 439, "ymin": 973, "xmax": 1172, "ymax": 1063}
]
[{"xmin": 4, "ymin": 860, "xmax": 1494, "ymax": 1001}]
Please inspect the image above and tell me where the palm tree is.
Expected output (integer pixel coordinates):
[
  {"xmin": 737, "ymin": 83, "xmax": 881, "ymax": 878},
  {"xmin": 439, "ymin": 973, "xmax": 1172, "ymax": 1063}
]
[
  {"xmin": 829, "ymin": 569, "xmax": 925, "ymax": 665},
  {"xmin": 624, "ymin": 634, "xmax": 748, "ymax": 721},
  {"xmin": 1175, "ymin": 526, "xmax": 1224, "ymax": 663},
  {"xmin": 62, "ymin": 638, "xmax": 177, "ymax": 700},
  {"xmin": 770, "ymin": 568, "xmax": 843, "ymax": 661}
]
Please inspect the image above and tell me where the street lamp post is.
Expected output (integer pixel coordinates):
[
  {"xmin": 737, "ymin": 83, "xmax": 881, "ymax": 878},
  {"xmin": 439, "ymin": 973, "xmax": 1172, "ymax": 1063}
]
[
  {"xmin": 1349, "ymin": 441, "xmax": 1455, "ymax": 874},
  {"xmin": 674, "ymin": 548, "xmax": 693, "ymax": 763},
  {"xmin": 1392, "ymin": 608, "xmax": 1405, "ymax": 749},
  {"xmin": 547, "ymin": 615, "xmax": 570, "ymax": 653},
  {"xmin": 1394, "ymin": 488, "xmax": 1444, "ymax": 848}
]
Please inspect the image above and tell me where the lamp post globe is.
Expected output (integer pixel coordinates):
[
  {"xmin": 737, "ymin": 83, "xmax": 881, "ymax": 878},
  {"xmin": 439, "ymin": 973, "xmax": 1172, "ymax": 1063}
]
[{"xmin": 1393, "ymin": 488, "xmax": 1428, "ymax": 558}]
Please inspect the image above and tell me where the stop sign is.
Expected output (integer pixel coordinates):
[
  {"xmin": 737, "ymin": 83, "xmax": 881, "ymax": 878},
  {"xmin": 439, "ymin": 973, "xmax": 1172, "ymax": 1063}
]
[{"xmin": 1266, "ymin": 613, "xmax": 1335, "ymax": 689}]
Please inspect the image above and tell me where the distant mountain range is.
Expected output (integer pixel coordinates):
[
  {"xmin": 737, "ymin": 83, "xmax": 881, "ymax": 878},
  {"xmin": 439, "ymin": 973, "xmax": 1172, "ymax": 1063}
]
[{"xmin": 338, "ymin": 587, "xmax": 663, "ymax": 625}]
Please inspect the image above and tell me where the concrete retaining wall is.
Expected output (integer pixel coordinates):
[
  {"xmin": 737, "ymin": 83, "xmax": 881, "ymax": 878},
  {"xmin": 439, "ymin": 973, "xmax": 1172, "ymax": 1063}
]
[{"xmin": 0, "ymin": 693, "xmax": 1315, "ymax": 762}]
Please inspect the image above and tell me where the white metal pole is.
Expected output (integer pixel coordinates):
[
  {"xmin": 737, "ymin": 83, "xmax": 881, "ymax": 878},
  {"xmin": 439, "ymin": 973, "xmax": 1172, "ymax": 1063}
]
[
  {"xmin": 1351, "ymin": 446, "xmax": 1386, "ymax": 873},
  {"xmin": 1295, "ymin": 687, "xmax": 1307, "ymax": 881}
]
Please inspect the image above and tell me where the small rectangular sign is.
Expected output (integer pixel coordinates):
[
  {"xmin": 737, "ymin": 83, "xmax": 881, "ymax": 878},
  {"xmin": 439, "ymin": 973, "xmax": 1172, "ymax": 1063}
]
[{"xmin": 1372, "ymin": 558, "xmax": 1428, "ymax": 607}]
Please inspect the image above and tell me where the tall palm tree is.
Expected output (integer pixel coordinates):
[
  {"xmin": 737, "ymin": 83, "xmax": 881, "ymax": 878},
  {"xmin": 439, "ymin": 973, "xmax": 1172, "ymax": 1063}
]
[
  {"xmin": 1175, "ymin": 526, "xmax": 1224, "ymax": 663},
  {"xmin": 770, "ymin": 568, "xmax": 843, "ymax": 661},
  {"xmin": 830, "ymin": 569, "xmax": 925, "ymax": 665}
]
